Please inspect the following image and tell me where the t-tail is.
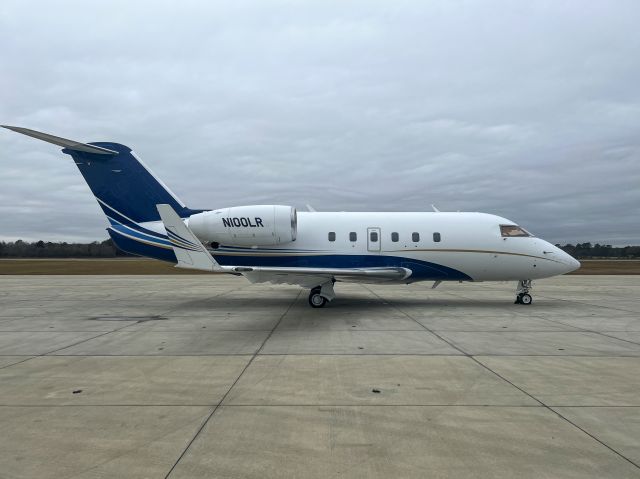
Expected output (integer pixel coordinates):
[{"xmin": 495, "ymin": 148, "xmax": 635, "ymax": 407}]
[{"xmin": 2, "ymin": 125, "xmax": 204, "ymax": 262}]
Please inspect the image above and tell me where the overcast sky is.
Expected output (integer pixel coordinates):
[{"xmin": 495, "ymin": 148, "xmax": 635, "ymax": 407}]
[{"xmin": 1, "ymin": 1, "xmax": 639, "ymax": 245}]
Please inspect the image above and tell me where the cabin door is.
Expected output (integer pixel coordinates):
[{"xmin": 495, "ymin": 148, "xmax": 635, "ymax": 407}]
[{"xmin": 367, "ymin": 227, "xmax": 381, "ymax": 252}]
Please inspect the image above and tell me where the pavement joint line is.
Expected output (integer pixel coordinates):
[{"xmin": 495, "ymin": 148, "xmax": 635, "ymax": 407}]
[
  {"xmin": 0, "ymin": 404, "xmax": 223, "ymax": 407},
  {"xmin": 471, "ymin": 355, "xmax": 640, "ymax": 470},
  {"xmin": 61, "ymin": 403, "xmax": 215, "ymax": 479},
  {"xmin": 574, "ymin": 330, "xmax": 640, "ymax": 347},
  {"xmin": 163, "ymin": 289, "xmax": 302, "ymax": 479},
  {"xmin": 0, "ymin": 357, "xmax": 34, "ymax": 370},
  {"xmin": 545, "ymin": 405, "xmax": 640, "ymax": 470},
  {"xmin": 130, "ymin": 285, "xmax": 249, "ymax": 317},
  {"xmin": 212, "ymin": 404, "xmax": 640, "ymax": 408},
  {"xmin": 444, "ymin": 285, "xmax": 640, "ymax": 346},
  {"xmin": 4, "ymin": 353, "xmax": 640, "ymax": 357},
  {"xmin": 8, "ymin": 403, "xmax": 634, "ymax": 408},
  {"xmin": 0, "ymin": 322, "xmax": 138, "ymax": 371},
  {"xmin": 0, "ymin": 329, "xmax": 279, "ymax": 333},
  {"xmin": 522, "ymin": 312, "xmax": 640, "ymax": 348},
  {"xmin": 262, "ymin": 329, "xmax": 640, "ymax": 335},
  {"xmin": 438, "ymin": 287, "xmax": 639, "ymax": 315},
  {"xmin": 532, "ymin": 294, "xmax": 639, "ymax": 315},
  {"xmin": 363, "ymin": 284, "xmax": 640, "ymax": 471},
  {"xmin": 438, "ymin": 289, "xmax": 640, "ymax": 348},
  {"xmin": 0, "ymin": 284, "xmax": 244, "ymax": 371}
]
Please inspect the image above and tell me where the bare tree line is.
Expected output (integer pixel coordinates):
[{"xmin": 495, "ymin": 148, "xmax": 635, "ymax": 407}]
[
  {"xmin": 1, "ymin": 239, "xmax": 639, "ymax": 259},
  {"xmin": 0, "ymin": 239, "xmax": 127, "ymax": 258}
]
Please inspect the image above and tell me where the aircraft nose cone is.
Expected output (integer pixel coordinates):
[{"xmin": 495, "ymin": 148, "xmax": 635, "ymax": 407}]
[
  {"xmin": 541, "ymin": 242, "xmax": 580, "ymax": 275},
  {"xmin": 558, "ymin": 248, "xmax": 580, "ymax": 273},
  {"xmin": 567, "ymin": 256, "xmax": 581, "ymax": 272}
]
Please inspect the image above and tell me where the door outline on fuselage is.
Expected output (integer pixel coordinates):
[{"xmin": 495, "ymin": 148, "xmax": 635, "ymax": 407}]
[{"xmin": 367, "ymin": 227, "xmax": 381, "ymax": 252}]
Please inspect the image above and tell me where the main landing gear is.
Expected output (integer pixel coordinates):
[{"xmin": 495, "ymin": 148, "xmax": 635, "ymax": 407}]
[
  {"xmin": 308, "ymin": 288, "xmax": 327, "ymax": 308},
  {"xmin": 515, "ymin": 279, "xmax": 533, "ymax": 305},
  {"xmin": 308, "ymin": 281, "xmax": 336, "ymax": 308}
]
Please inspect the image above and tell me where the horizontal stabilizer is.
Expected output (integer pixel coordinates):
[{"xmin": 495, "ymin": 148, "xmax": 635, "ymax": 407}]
[{"xmin": 2, "ymin": 125, "xmax": 118, "ymax": 155}]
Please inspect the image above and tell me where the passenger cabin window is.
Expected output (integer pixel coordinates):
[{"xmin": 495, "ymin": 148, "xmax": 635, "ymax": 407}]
[
  {"xmin": 433, "ymin": 232, "xmax": 441, "ymax": 242},
  {"xmin": 349, "ymin": 232, "xmax": 357, "ymax": 242},
  {"xmin": 370, "ymin": 231, "xmax": 378, "ymax": 242},
  {"xmin": 412, "ymin": 232, "xmax": 420, "ymax": 242},
  {"xmin": 391, "ymin": 232, "xmax": 399, "ymax": 242},
  {"xmin": 328, "ymin": 232, "xmax": 336, "ymax": 242},
  {"xmin": 500, "ymin": 225, "xmax": 531, "ymax": 237}
]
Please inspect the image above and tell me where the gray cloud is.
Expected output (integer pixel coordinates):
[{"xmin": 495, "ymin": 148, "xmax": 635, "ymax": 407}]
[{"xmin": 1, "ymin": 0, "xmax": 639, "ymax": 244}]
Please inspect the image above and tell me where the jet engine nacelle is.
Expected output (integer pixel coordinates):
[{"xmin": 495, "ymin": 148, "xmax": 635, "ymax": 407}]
[{"xmin": 187, "ymin": 205, "xmax": 297, "ymax": 247}]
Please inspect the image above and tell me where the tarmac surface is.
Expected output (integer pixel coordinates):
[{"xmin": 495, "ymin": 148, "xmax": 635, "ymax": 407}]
[{"xmin": 0, "ymin": 274, "xmax": 639, "ymax": 478}]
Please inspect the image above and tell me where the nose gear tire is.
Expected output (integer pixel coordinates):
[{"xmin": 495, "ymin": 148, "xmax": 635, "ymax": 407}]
[{"xmin": 519, "ymin": 293, "xmax": 532, "ymax": 305}]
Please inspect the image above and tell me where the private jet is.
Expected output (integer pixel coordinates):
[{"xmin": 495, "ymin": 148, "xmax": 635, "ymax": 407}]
[{"xmin": 2, "ymin": 126, "xmax": 580, "ymax": 307}]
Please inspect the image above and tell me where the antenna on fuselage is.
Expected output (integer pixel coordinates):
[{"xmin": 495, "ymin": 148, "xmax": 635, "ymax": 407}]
[{"xmin": 431, "ymin": 204, "xmax": 440, "ymax": 212}]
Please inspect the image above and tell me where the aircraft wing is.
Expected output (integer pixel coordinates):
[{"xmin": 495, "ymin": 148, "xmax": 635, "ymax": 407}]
[
  {"xmin": 156, "ymin": 203, "xmax": 412, "ymax": 285},
  {"xmin": 232, "ymin": 266, "xmax": 411, "ymax": 287}
]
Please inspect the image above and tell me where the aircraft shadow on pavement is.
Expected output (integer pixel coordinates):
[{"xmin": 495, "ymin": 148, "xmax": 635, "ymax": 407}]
[{"xmin": 170, "ymin": 295, "xmax": 562, "ymax": 311}]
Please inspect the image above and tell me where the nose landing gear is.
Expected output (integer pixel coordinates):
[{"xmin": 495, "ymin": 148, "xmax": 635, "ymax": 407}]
[{"xmin": 515, "ymin": 279, "xmax": 533, "ymax": 305}]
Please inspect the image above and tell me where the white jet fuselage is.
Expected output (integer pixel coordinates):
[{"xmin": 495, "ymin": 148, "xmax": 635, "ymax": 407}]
[{"xmin": 143, "ymin": 210, "xmax": 579, "ymax": 282}]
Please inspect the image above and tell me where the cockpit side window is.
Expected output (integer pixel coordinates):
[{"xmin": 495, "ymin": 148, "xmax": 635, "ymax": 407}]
[{"xmin": 500, "ymin": 225, "xmax": 532, "ymax": 237}]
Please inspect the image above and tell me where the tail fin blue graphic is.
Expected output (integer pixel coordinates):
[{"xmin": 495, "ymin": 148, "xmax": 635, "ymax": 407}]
[
  {"xmin": 63, "ymin": 142, "xmax": 201, "ymax": 224},
  {"xmin": 2, "ymin": 126, "xmax": 201, "ymax": 224},
  {"xmin": 2, "ymin": 125, "xmax": 206, "ymax": 263}
]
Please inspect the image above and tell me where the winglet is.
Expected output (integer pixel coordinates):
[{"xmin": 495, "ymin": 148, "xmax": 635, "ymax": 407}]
[
  {"xmin": 2, "ymin": 125, "xmax": 118, "ymax": 155},
  {"xmin": 156, "ymin": 204, "xmax": 222, "ymax": 272}
]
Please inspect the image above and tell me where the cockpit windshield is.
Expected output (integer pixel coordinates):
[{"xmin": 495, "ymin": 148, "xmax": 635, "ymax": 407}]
[{"xmin": 500, "ymin": 225, "xmax": 532, "ymax": 237}]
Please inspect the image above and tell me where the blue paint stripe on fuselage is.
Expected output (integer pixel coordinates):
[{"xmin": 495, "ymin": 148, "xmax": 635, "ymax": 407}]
[
  {"xmin": 216, "ymin": 245, "xmax": 327, "ymax": 253},
  {"xmin": 108, "ymin": 226, "xmax": 471, "ymax": 281}
]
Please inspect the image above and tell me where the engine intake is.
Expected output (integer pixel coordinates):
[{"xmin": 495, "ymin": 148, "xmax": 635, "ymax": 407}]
[{"xmin": 187, "ymin": 205, "xmax": 297, "ymax": 247}]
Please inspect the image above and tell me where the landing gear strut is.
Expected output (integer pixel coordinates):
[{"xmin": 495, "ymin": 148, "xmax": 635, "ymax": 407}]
[
  {"xmin": 515, "ymin": 279, "xmax": 533, "ymax": 305},
  {"xmin": 308, "ymin": 281, "xmax": 335, "ymax": 308}
]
